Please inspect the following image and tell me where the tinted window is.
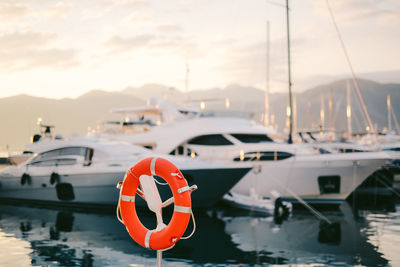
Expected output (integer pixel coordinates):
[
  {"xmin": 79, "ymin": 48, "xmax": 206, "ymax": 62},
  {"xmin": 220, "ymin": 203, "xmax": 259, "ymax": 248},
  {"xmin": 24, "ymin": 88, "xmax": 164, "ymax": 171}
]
[
  {"xmin": 34, "ymin": 147, "xmax": 88, "ymax": 161},
  {"xmin": 29, "ymin": 158, "xmax": 77, "ymax": 167},
  {"xmin": 187, "ymin": 135, "xmax": 233, "ymax": 146},
  {"xmin": 231, "ymin": 134, "xmax": 273, "ymax": 143},
  {"xmin": 57, "ymin": 158, "xmax": 77, "ymax": 165},
  {"xmin": 338, "ymin": 148, "xmax": 364, "ymax": 153},
  {"xmin": 30, "ymin": 159, "xmax": 58, "ymax": 167},
  {"xmin": 317, "ymin": 148, "xmax": 331, "ymax": 154},
  {"xmin": 169, "ymin": 146, "xmax": 198, "ymax": 157},
  {"xmin": 384, "ymin": 147, "xmax": 400, "ymax": 152},
  {"xmin": 233, "ymin": 151, "xmax": 293, "ymax": 161}
]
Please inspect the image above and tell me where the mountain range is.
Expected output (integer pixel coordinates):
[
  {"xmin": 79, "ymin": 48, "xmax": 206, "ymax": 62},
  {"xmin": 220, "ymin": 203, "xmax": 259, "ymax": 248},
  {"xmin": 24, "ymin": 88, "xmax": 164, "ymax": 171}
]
[{"xmin": 0, "ymin": 79, "xmax": 399, "ymax": 152}]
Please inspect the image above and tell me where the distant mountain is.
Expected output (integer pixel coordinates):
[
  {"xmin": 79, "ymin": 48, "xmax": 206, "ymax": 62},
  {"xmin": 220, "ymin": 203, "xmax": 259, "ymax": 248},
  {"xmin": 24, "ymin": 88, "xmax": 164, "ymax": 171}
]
[
  {"xmin": 122, "ymin": 84, "xmax": 185, "ymax": 102},
  {"xmin": 0, "ymin": 79, "xmax": 399, "ymax": 152},
  {"xmin": 294, "ymin": 79, "xmax": 400, "ymax": 132},
  {"xmin": 0, "ymin": 91, "xmax": 144, "ymax": 151}
]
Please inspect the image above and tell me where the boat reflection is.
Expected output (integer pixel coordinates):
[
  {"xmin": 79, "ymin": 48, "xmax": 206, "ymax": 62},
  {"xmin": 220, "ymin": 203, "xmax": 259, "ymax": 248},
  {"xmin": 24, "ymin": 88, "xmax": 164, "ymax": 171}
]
[
  {"xmin": 0, "ymin": 205, "xmax": 283, "ymax": 266},
  {"xmin": 0, "ymin": 201, "xmax": 392, "ymax": 266},
  {"xmin": 221, "ymin": 202, "xmax": 389, "ymax": 266}
]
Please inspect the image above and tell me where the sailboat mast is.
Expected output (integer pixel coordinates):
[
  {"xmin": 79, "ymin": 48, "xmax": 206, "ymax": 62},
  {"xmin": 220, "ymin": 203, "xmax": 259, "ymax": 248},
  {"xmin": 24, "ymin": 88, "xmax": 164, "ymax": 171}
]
[
  {"xmin": 320, "ymin": 94, "xmax": 325, "ymax": 129},
  {"xmin": 387, "ymin": 94, "xmax": 392, "ymax": 133},
  {"xmin": 329, "ymin": 88, "xmax": 334, "ymax": 132},
  {"xmin": 185, "ymin": 61, "xmax": 190, "ymax": 93},
  {"xmin": 286, "ymin": 0, "xmax": 293, "ymax": 144},
  {"xmin": 265, "ymin": 21, "xmax": 270, "ymax": 127},
  {"xmin": 346, "ymin": 80, "xmax": 352, "ymax": 138}
]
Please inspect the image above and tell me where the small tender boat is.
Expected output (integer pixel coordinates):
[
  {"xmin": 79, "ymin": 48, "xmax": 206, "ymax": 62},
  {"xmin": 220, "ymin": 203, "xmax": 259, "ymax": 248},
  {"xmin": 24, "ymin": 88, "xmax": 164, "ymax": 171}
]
[{"xmin": 0, "ymin": 137, "xmax": 251, "ymax": 209}]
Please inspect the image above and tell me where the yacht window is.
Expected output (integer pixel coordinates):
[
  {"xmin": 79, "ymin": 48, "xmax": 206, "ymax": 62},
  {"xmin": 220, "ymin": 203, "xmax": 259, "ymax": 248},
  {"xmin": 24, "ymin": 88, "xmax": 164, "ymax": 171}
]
[
  {"xmin": 56, "ymin": 158, "xmax": 77, "ymax": 165},
  {"xmin": 338, "ymin": 148, "xmax": 364, "ymax": 153},
  {"xmin": 317, "ymin": 148, "xmax": 331, "ymax": 154},
  {"xmin": 233, "ymin": 151, "xmax": 293, "ymax": 161},
  {"xmin": 231, "ymin": 134, "xmax": 273, "ymax": 143},
  {"xmin": 169, "ymin": 146, "xmax": 184, "ymax": 155},
  {"xmin": 383, "ymin": 147, "xmax": 400, "ymax": 152},
  {"xmin": 169, "ymin": 146, "xmax": 198, "ymax": 157},
  {"xmin": 34, "ymin": 147, "xmax": 89, "ymax": 161},
  {"xmin": 29, "ymin": 158, "xmax": 77, "ymax": 167},
  {"xmin": 84, "ymin": 148, "xmax": 94, "ymax": 166},
  {"xmin": 187, "ymin": 134, "xmax": 233, "ymax": 146},
  {"xmin": 29, "ymin": 159, "xmax": 58, "ymax": 167}
]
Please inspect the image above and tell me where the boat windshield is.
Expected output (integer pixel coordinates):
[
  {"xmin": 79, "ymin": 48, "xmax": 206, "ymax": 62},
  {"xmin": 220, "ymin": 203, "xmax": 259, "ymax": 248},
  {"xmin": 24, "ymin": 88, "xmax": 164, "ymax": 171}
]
[{"xmin": 230, "ymin": 134, "xmax": 273, "ymax": 143}]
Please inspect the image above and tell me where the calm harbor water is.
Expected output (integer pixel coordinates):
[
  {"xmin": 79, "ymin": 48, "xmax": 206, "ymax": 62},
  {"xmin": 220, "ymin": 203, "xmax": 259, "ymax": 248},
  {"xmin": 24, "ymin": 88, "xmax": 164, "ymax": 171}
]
[{"xmin": 0, "ymin": 198, "xmax": 399, "ymax": 267}]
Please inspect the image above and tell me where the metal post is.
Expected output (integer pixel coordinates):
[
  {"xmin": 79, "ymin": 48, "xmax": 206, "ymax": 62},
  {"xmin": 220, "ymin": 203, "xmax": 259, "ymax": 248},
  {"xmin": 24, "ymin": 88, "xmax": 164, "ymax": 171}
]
[{"xmin": 157, "ymin": 250, "xmax": 162, "ymax": 267}]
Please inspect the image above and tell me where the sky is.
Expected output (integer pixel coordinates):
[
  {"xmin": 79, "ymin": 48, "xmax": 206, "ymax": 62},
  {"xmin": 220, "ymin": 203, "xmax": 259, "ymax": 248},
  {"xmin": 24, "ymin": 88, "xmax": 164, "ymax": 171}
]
[{"xmin": 0, "ymin": 0, "xmax": 400, "ymax": 99}]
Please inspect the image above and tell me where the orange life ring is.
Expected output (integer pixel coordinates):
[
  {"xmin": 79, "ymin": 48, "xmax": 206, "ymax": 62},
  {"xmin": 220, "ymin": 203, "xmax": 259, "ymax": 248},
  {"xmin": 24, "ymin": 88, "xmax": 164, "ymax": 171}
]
[{"xmin": 118, "ymin": 157, "xmax": 192, "ymax": 250}]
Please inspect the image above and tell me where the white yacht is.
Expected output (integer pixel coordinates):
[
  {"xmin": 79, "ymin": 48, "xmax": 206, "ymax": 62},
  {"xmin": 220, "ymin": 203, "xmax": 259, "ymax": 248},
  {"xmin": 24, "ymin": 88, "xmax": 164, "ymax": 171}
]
[
  {"xmin": 0, "ymin": 136, "xmax": 251, "ymax": 208},
  {"xmin": 97, "ymin": 115, "xmax": 390, "ymax": 204}
]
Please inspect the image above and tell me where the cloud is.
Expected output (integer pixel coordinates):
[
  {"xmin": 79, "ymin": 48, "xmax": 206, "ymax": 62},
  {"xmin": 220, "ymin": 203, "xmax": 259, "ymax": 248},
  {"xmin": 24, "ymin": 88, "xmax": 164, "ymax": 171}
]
[
  {"xmin": 39, "ymin": 2, "xmax": 74, "ymax": 20},
  {"xmin": 105, "ymin": 34, "xmax": 155, "ymax": 53},
  {"xmin": 157, "ymin": 24, "xmax": 183, "ymax": 33},
  {"xmin": 0, "ymin": 31, "xmax": 79, "ymax": 71},
  {"xmin": 81, "ymin": 0, "xmax": 149, "ymax": 21},
  {"xmin": 105, "ymin": 33, "xmax": 183, "ymax": 54},
  {"xmin": 0, "ymin": 3, "xmax": 32, "ymax": 20},
  {"xmin": 100, "ymin": 0, "xmax": 149, "ymax": 10},
  {"xmin": 123, "ymin": 11, "xmax": 153, "ymax": 24},
  {"xmin": 0, "ymin": 2, "xmax": 74, "ymax": 21}
]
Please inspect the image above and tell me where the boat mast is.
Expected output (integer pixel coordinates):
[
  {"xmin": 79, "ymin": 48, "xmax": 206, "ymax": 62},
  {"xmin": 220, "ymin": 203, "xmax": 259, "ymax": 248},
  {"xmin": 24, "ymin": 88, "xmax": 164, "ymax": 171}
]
[
  {"xmin": 320, "ymin": 94, "xmax": 325, "ymax": 130},
  {"xmin": 387, "ymin": 94, "xmax": 392, "ymax": 133},
  {"xmin": 329, "ymin": 88, "xmax": 334, "ymax": 133},
  {"xmin": 185, "ymin": 60, "xmax": 190, "ymax": 93},
  {"xmin": 307, "ymin": 101, "xmax": 312, "ymax": 129},
  {"xmin": 346, "ymin": 80, "xmax": 352, "ymax": 138},
  {"xmin": 286, "ymin": 0, "xmax": 293, "ymax": 144},
  {"xmin": 265, "ymin": 20, "xmax": 270, "ymax": 127}
]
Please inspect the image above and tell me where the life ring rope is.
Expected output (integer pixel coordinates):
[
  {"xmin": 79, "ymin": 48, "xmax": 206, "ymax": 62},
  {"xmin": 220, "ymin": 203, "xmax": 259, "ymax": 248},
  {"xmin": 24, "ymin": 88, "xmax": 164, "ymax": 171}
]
[
  {"xmin": 116, "ymin": 157, "xmax": 197, "ymax": 250},
  {"xmin": 180, "ymin": 210, "xmax": 196, "ymax": 240},
  {"xmin": 116, "ymin": 184, "xmax": 197, "ymax": 239}
]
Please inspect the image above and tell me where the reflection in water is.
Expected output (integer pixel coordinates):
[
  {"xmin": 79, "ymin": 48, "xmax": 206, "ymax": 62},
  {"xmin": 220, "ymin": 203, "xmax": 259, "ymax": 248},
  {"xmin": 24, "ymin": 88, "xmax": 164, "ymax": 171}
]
[
  {"xmin": 0, "ymin": 200, "xmax": 398, "ymax": 266},
  {"xmin": 223, "ymin": 203, "xmax": 390, "ymax": 266}
]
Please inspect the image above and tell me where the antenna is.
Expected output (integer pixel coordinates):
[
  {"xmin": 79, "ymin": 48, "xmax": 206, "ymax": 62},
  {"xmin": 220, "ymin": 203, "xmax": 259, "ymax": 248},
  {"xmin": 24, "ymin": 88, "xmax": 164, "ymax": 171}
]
[{"xmin": 185, "ymin": 60, "xmax": 190, "ymax": 93}]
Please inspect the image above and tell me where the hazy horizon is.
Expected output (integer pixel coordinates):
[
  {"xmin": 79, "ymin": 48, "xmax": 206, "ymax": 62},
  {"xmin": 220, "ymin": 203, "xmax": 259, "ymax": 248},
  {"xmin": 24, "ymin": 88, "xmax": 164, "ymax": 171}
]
[{"xmin": 2, "ymin": 72, "xmax": 400, "ymax": 100}]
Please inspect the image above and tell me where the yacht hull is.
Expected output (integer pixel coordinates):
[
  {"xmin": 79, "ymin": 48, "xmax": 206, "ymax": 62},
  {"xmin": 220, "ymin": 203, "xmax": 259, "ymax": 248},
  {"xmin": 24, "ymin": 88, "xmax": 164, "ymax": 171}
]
[
  {"xmin": 0, "ymin": 168, "xmax": 250, "ymax": 209},
  {"xmin": 231, "ymin": 153, "xmax": 388, "ymax": 204}
]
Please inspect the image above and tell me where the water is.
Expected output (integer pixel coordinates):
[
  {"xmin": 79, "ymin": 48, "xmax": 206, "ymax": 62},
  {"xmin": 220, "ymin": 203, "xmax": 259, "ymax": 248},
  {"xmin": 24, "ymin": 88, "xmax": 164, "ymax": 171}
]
[{"xmin": 0, "ymin": 200, "xmax": 399, "ymax": 267}]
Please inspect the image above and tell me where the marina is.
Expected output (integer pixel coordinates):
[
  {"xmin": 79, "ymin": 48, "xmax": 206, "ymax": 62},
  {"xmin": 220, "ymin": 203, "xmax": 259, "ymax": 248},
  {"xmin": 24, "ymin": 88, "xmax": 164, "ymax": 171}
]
[{"xmin": 1, "ymin": 0, "xmax": 400, "ymax": 266}]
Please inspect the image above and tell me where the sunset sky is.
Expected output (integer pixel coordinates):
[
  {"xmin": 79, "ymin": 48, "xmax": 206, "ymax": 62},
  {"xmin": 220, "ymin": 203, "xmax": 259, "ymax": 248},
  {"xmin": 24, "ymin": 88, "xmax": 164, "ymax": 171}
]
[{"xmin": 1, "ymin": 0, "xmax": 399, "ymax": 99}]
